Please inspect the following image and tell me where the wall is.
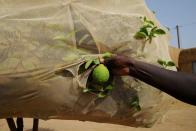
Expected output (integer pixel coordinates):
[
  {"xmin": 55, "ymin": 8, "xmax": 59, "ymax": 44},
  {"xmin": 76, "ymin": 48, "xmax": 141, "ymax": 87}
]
[{"xmin": 179, "ymin": 48, "xmax": 196, "ymax": 73}]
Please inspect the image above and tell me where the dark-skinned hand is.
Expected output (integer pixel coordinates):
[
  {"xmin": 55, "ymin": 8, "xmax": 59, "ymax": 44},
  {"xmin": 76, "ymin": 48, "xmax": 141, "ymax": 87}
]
[{"xmin": 104, "ymin": 55, "xmax": 135, "ymax": 76}]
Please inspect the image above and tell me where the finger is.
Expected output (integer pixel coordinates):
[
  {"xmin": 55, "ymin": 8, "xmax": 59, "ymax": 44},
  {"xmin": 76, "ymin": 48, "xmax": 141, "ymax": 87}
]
[
  {"xmin": 111, "ymin": 67, "xmax": 129, "ymax": 76},
  {"xmin": 103, "ymin": 55, "xmax": 117, "ymax": 64},
  {"xmin": 104, "ymin": 55, "xmax": 127, "ymax": 66}
]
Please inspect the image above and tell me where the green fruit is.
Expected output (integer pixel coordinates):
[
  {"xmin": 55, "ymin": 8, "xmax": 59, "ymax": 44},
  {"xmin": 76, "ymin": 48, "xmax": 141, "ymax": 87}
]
[{"xmin": 92, "ymin": 64, "xmax": 110, "ymax": 83}]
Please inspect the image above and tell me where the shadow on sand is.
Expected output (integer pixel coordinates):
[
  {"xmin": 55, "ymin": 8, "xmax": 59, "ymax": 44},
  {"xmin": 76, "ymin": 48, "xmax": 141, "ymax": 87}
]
[{"xmin": 25, "ymin": 128, "xmax": 54, "ymax": 131}]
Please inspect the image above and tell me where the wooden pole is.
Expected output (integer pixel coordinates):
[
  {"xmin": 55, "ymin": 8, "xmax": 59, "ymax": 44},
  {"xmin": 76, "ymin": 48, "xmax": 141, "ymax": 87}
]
[
  {"xmin": 176, "ymin": 25, "xmax": 181, "ymax": 48},
  {"xmin": 6, "ymin": 118, "xmax": 17, "ymax": 131},
  {"xmin": 32, "ymin": 119, "xmax": 39, "ymax": 131},
  {"xmin": 16, "ymin": 118, "xmax": 23, "ymax": 131}
]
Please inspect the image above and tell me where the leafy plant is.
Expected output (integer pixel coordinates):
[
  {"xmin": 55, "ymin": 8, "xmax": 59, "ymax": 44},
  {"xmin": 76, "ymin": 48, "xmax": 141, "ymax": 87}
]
[
  {"xmin": 83, "ymin": 77, "xmax": 114, "ymax": 98},
  {"xmin": 128, "ymin": 96, "xmax": 141, "ymax": 111},
  {"xmin": 84, "ymin": 58, "xmax": 101, "ymax": 69},
  {"xmin": 157, "ymin": 59, "xmax": 175, "ymax": 68},
  {"xmin": 134, "ymin": 16, "xmax": 166, "ymax": 43},
  {"xmin": 81, "ymin": 52, "xmax": 114, "ymax": 98}
]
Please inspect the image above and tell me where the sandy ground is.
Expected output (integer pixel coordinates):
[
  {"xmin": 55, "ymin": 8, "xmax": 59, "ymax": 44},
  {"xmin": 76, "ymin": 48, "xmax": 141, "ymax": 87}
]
[{"xmin": 0, "ymin": 100, "xmax": 196, "ymax": 131}]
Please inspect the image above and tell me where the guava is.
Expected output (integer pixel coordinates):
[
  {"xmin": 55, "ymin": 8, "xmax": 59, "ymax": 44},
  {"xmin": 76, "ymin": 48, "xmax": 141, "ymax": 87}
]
[{"xmin": 92, "ymin": 64, "xmax": 110, "ymax": 83}]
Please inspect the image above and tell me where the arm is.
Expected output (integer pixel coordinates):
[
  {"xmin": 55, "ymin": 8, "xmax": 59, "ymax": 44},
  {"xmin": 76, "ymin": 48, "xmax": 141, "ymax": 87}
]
[
  {"xmin": 106, "ymin": 55, "xmax": 196, "ymax": 106},
  {"xmin": 130, "ymin": 60, "xmax": 196, "ymax": 106}
]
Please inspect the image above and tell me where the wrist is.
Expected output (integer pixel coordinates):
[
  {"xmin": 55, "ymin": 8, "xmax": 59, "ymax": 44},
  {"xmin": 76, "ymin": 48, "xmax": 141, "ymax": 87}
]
[{"xmin": 128, "ymin": 59, "xmax": 138, "ymax": 77}]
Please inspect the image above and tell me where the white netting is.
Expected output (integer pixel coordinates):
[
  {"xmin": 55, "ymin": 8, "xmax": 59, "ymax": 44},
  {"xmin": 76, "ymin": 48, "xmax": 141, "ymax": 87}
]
[{"xmin": 0, "ymin": 0, "xmax": 174, "ymax": 127}]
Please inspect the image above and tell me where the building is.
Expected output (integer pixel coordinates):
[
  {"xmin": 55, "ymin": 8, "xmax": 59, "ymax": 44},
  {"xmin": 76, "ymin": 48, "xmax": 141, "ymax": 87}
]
[
  {"xmin": 169, "ymin": 46, "xmax": 196, "ymax": 74},
  {"xmin": 179, "ymin": 48, "xmax": 196, "ymax": 73}
]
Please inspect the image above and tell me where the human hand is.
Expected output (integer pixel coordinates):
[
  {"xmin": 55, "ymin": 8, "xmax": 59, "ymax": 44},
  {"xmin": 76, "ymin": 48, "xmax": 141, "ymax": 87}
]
[{"xmin": 104, "ymin": 55, "xmax": 136, "ymax": 76}]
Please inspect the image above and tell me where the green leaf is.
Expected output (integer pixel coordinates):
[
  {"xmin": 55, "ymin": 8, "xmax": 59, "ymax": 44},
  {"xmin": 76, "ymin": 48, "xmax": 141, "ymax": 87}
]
[
  {"xmin": 154, "ymin": 29, "xmax": 166, "ymax": 35},
  {"xmin": 85, "ymin": 59, "xmax": 93, "ymax": 69},
  {"xmin": 139, "ymin": 16, "xmax": 143, "ymax": 20},
  {"xmin": 135, "ymin": 105, "xmax": 141, "ymax": 111},
  {"xmin": 133, "ymin": 96, "xmax": 139, "ymax": 101},
  {"xmin": 93, "ymin": 59, "xmax": 100, "ymax": 65},
  {"xmin": 167, "ymin": 61, "xmax": 175, "ymax": 67},
  {"xmin": 140, "ymin": 27, "xmax": 149, "ymax": 35},
  {"xmin": 83, "ymin": 88, "xmax": 90, "ymax": 93},
  {"xmin": 134, "ymin": 32, "xmax": 147, "ymax": 39},
  {"xmin": 103, "ymin": 52, "xmax": 112, "ymax": 58},
  {"xmin": 128, "ymin": 96, "xmax": 141, "ymax": 111},
  {"xmin": 105, "ymin": 85, "xmax": 113, "ymax": 90},
  {"xmin": 129, "ymin": 96, "xmax": 139, "ymax": 105},
  {"xmin": 151, "ymin": 26, "xmax": 158, "ymax": 32},
  {"xmin": 142, "ymin": 24, "xmax": 153, "ymax": 29},
  {"xmin": 97, "ymin": 92, "xmax": 106, "ymax": 98},
  {"xmin": 151, "ymin": 33, "xmax": 157, "ymax": 37},
  {"xmin": 143, "ymin": 16, "xmax": 154, "ymax": 26},
  {"xmin": 91, "ymin": 84, "xmax": 104, "ymax": 92},
  {"xmin": 130, "ymin": 102, "xmax": 141, "ymax": 111},
  {"xmin": 143, "ymin": 16, "xmax": 147, "ymax": 22},
  {"xmin": 130, "ymin": 101, "xmax": 138, "ymax": 106},
  {"xmin": 147, "ymin": 20, "xmax": 155, "ymax": 26},
  {"xmin": 135, "ymin": 16, "xmax": 166, "ymax": 44},
  {"xmin": 157, "ymin": 59, "xmax": 166, "ymax": 66}
]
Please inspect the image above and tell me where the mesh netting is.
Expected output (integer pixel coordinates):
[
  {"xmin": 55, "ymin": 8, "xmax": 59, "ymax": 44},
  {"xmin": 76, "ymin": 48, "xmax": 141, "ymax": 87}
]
[{"xmin": 0, "ymin": 0, "xmax": 175, "ymax": 127}]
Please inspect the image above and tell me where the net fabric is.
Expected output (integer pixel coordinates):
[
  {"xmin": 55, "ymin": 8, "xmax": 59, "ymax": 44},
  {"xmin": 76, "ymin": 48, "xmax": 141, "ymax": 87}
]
[{"xmin": 0, "ymin": 0, "xmax": 174, "ymax": 127}]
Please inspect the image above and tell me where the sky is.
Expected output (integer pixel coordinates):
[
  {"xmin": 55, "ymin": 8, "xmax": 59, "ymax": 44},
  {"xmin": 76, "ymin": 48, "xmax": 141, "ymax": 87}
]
[{"xmin": 145, "ymin": 0, "xmax": 196, "ymax": 49}]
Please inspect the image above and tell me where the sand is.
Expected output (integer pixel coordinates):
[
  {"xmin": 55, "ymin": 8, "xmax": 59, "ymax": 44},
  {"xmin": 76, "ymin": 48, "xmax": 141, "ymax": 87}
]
[{"xmin": 0, "ymin": 100, "xmax": 196, "ymax": 131}]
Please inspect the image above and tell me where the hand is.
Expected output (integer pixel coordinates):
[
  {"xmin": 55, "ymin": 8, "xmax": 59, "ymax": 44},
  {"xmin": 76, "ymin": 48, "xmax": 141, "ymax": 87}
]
[{"xmin": 105, "ymin": 55, "xmax": 135, "ymax": 76}]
